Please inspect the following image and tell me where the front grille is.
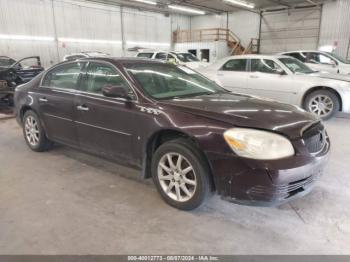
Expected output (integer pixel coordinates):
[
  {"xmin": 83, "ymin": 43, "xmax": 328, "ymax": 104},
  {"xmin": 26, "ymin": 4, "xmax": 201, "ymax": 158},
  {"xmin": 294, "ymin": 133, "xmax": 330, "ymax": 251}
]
[
  {"xmin": 248, "ymin": 175, "xmax": 316, "ymax": 200},
  {"xmin": 302, "ymin": 122, "xmax": 327, "ymax": 154}
]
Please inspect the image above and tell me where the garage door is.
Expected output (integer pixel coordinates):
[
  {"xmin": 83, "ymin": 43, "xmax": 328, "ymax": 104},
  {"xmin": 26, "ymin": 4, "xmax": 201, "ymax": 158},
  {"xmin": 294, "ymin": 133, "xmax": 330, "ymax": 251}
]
[{"xmin": 260, "ymin": 7, "xmax": 321, "ymax": 54}]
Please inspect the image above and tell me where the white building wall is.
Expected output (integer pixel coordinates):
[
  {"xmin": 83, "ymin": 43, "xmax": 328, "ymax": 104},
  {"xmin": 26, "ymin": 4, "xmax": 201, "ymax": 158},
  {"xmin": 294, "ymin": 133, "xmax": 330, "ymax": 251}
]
[
  {"xmin": 190, "ymin": 14, "xmax": 227, "ymax": 29},
  {"xmin": 0, "ymin": 0, "xmax": 189, "ymax": 67},
  {"xmin": 319, "ymin": 0, "xmax": 350, "ymax": 59}
]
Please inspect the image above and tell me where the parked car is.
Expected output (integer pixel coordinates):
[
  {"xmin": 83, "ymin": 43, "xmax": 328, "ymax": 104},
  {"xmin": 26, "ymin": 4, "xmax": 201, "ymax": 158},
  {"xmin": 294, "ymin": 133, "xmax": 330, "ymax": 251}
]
[
  {"xmin": 15, "ymin": 58, "xmax": 330, "ymax": 210},
  {"xmin": 0, "ymin": 56, "xmax": 44, "ymax": 105},
  {"xmin": 63, "ymin": 51, "xmax": 109, "ymax": 61},
  {"xmin": 199, "ymin": 54, "xmax": 350, "ymax": 119},
  {"xmin": 281, "ymin": 50, "xmax": 350, "ymax": 75},
  {"xmin": 136, "ymin": 50, "xmax": 209, "ymax": 69}
]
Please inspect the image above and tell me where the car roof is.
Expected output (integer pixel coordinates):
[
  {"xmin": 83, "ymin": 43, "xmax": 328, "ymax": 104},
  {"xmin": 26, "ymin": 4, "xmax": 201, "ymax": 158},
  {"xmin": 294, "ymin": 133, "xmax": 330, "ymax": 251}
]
[
  {"xmin": 281, "ymin": 50, "xmax": 328, "ymax": 54},
  {"xmin": 78, "ymin": 57, "xmax": 167, "ymax": 64},
  {"xmin": 221, "ymin": 54, "xmax": 289, "ymax": 59}
]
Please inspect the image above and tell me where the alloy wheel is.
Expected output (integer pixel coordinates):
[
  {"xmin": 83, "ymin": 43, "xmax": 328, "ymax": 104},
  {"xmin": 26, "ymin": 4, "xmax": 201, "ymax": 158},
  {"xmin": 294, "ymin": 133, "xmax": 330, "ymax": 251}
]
[
  {"xmin": 157, "ymin": 152, "xmax": 197, "ymax": 202},
  {"xmin": 308, "ymin": 95, "xmax": 334, "ymax": 117},
  {"xmin": 25, "ymin": 116, "xmax": 40, "ymax": 147}
]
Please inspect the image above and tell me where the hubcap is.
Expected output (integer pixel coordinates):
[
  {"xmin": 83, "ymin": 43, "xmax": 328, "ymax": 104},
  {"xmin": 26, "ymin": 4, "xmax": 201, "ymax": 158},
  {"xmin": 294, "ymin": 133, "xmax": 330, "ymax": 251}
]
[
  {"xmin": 24, "ymin": 116, "xmax": 40, "ymax": 147},
  {"xmin": 308, "ymin": 95, "xmax": 334, "ymax": 117},
  {"xmin": 157, "ymin": 153, "xmax": 197, "ymax": 202}
]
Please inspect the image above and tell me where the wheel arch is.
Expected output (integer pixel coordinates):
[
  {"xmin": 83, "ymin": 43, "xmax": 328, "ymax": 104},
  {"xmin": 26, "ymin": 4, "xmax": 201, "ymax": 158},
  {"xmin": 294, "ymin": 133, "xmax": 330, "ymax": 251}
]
[
  {"xmin": 20, "ymin": 105, "xmax": 36, "ymax": 122},
  {"xmin": 302, "ymin": 86, "xmax": 342, "ymax": 111},
  {"xmin": 142, "ymin": 128, "xmax": 216, "ymax": 190}
]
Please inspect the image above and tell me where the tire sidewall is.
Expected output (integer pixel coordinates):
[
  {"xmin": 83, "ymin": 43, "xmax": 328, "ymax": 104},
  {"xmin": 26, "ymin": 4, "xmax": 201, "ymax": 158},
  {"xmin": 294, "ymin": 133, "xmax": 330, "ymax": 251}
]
[
  {"xmin": 304, "ymin": 90, "xmax": 340, "ymax": 120},
  {"xmin": 151, "ymin": 139, "xmax": 210, "ymax": 210},
  {"xmin": 22, "ymin": 110, "xmax": 48, "ymax": 151}
]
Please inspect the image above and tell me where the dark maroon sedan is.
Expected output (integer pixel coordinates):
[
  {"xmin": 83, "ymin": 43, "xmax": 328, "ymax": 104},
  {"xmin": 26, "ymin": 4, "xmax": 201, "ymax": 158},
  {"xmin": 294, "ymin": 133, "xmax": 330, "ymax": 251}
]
[{"xmin": 14, "ymin": 58, "xmax": 330, "ymax": 210}]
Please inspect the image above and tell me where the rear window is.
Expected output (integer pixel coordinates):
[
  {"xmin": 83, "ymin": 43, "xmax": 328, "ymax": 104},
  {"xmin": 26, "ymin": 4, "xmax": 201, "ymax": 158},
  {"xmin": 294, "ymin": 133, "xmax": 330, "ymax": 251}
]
[
  {"xmin": 42, "ymin": 62, "xmax": 84, "ymax": 89},
  {"xmin": 285, "ymin": 52, "xmax": 306, "ymax": 63},
  {"xmin": 137, "ymin": 53, "xmax": 154, "ymax": 59}
]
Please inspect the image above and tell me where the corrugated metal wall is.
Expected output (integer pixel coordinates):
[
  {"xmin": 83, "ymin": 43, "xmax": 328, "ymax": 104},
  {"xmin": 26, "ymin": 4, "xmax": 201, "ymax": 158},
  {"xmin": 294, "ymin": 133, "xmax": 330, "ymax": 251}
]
[
  {"xmin": 228, "ymin": 10, "xmax": 260, "ymax": 47},
  {"xmin": 190, "ymin": 11, "xmax": 260, "ymax": 49},
  {"xmin": 0, "ymin": 0, "xmax": 58, "ymax": 66},
  {"xmin": 0, "ymin": 0, "xmax": 190, "ymax": 67},
  {"xmin": 260, "ymin": 7, "xmax": 322, "ymax": 54},
  {"xmin": 319, "ymin": 0, "xmax": 350, "ymax": 59}
]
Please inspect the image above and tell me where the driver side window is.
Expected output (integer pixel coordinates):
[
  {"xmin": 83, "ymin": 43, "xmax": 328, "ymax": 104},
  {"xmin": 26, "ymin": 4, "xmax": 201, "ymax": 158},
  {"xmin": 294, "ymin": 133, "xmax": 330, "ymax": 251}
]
[{"xmin": 81, "ymin": 62, "xmax": 131, "ymax": 95}]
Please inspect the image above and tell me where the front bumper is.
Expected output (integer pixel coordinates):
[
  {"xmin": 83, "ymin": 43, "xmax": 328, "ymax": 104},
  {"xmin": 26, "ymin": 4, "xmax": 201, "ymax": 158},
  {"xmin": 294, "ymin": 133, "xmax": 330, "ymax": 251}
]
[{"xmin": 207, "ymin": 140, "xmax": 330, "ymax": 206}]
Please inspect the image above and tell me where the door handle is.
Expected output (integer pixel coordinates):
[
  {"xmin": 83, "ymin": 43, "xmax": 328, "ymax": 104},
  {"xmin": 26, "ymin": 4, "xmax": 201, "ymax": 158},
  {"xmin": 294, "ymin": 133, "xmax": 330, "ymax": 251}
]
[
  {"xmin": 39, "ymin": 97, "xmax": 48, "ymax": 102},
  {"xmin": 249, "ymin": 75, "xmax": 259, "ymax": 79},
  {"xmin": 77, "ymin": 105, "xmax": 89, "ymax": 111}
]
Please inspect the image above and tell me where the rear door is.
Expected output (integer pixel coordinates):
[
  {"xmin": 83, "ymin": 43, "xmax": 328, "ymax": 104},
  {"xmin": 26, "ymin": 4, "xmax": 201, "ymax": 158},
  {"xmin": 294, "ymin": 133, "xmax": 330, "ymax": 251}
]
[
  {"xmin": 215, "ymin": 58, "xmax": 249, "ymax": 93},
  {"xmin": 247, "ymin": 58, "xmax": 296, "ymax": 103},
  {"xmin": 38, "ymin": 62, "xmax": 84, "ymax": 145},
  {"xmin": 13, "ymin": 57, "xmax": 44, "ymax": 83},
  {"xmin": 75, "ymin": 61, "xmax": 138, "ymax": 163}
]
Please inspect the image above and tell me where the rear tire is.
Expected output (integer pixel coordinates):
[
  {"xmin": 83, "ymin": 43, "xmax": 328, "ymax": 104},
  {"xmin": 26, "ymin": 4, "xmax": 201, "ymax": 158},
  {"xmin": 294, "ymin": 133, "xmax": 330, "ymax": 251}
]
[
  {"xmin": 23, "ymin": 110, "xmax": 53, "ymax": 152},
  {"xmin": 304, "ymin": 90, "xmax": 340, "ymax": 120},
  {"xmin": 151, "ymin": 138, "xmax": 211, "ymax": 210}
]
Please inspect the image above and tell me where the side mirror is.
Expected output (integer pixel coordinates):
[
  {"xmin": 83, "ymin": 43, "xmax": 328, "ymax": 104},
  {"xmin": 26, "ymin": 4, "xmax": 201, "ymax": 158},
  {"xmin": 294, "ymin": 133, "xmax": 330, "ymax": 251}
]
[
  {"xmin": 168, "ymin": 58, "xmax": 178, "ymax": 65},
  {"xmin": 102, "ymin": 85, "xmax": 131, "ymax": 99},
  {"xmin": 275, "ymin": 68, "xmax": 285, "ymax": 75}
]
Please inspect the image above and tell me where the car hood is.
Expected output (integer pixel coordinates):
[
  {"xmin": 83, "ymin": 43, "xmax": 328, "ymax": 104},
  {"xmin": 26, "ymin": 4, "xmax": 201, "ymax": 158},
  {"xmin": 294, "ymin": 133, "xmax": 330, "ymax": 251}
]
[
  {"xmin": 182, "ymin": 61, "xmax": 209, "ymax": 69},
  {"xmin": 160, "ymin": 92, "xmax": 318, "ymax": 139}
]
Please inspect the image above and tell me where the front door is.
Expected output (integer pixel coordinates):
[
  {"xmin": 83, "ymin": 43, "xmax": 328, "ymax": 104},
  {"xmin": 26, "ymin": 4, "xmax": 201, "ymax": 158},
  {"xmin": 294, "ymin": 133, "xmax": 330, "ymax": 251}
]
[
  {"xmin": 37, "ymin": 62, "xmax": 84, "ymax": 145},
  {"xmin": 75, "ymin": 61, "xmax": 138, "ymax": 163},
  {"xmin": 215, "ymin": 58, "xmax": 249, "ymax": 93},
  {"xmin": 13, "ymin": 57, "xmax": 44, "ymax": 83},
  {"xmin": 247, "ymin": 58, "xmax": 297, "ymax": 104}
]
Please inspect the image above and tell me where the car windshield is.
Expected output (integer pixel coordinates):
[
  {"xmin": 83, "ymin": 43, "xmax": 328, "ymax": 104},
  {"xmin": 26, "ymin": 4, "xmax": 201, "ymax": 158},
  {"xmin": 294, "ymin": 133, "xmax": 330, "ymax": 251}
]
[
  {"xmin": 125, "ymin": 63, "xmax": 225, "ymax": 100},
  {"xmin": 0, "ymin": 58, "xmax": 13, "ymax": 67},
  {"xmin": 279, "ymin": 57, "xmax": 315, "ymax": 74},
  {"xmin": 326, "ymin": 52, "xmax": 350, "ymax": 64},
  {"xmin": 174, "ymin": 53, "xmax": 200, "ymax": 62}
]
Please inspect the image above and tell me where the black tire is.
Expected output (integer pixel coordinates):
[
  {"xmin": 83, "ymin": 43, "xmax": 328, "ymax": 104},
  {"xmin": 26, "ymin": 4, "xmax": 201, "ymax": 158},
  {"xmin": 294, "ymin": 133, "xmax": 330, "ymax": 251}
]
[
  {"xmin": 303, "ymin": 89, "xmax": 340, "ymax": 120},
  {"xmin": 7, "ymin": 94, "xmax": 14, "ymax": 107},
  {"xmin": 22, "ymin": 110, "xmax": 53, "ymax": 152},
  {"xmin": 151, "ymin": 138, "xmax": 211, "ymax": 210}
]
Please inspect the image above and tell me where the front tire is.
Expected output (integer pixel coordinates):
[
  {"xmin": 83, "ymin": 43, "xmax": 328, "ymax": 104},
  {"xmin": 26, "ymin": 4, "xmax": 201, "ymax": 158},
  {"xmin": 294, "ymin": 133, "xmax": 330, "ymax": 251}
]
[
  {"xmin": 151, "ymin": 138, "xmax": 211, "ymax": 210},
  {"xmin": 304, "ymin": 90, "xmax": 340, "ymax": 120},
  {"xmin": 23, "ymin": 110, "xmax": 53, "ymax": 152}
]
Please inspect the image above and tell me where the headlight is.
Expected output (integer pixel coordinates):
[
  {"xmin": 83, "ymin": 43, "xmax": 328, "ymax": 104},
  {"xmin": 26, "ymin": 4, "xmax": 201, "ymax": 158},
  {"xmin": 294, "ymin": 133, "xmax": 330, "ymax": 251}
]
[{"xmin": 223, "ymin": 128, "xmax": 295, "ymax": 160}]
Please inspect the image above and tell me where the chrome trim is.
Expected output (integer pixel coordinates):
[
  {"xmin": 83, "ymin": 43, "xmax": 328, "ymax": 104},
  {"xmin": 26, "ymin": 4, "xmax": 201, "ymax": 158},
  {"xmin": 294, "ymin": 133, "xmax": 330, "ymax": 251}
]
[
  {"xmin": 75, "ymin": 121, "xmax": 131, "ymax": 136},
  {"xmin": 44, "ymin": 113, "xmax": 73, "ymax": 122}
]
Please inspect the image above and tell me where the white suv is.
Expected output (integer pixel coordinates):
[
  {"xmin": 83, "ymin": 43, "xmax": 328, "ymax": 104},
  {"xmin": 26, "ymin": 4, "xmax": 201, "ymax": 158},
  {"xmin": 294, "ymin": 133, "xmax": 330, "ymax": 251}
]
[
  {"xmin": 281, "ymin": 50, "xmax": 350, "ymax": 75},
  {"xmin": 136, "ymin": 51, "xmax": 209, "ymax": 70}
]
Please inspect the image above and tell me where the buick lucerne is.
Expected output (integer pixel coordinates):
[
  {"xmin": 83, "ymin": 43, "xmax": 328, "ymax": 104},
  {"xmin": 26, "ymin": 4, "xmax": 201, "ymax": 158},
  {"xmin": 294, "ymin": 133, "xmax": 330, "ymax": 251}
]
[{"xmin": 15, "ymin": 58, "xmax": 330, "ymax": 210}]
